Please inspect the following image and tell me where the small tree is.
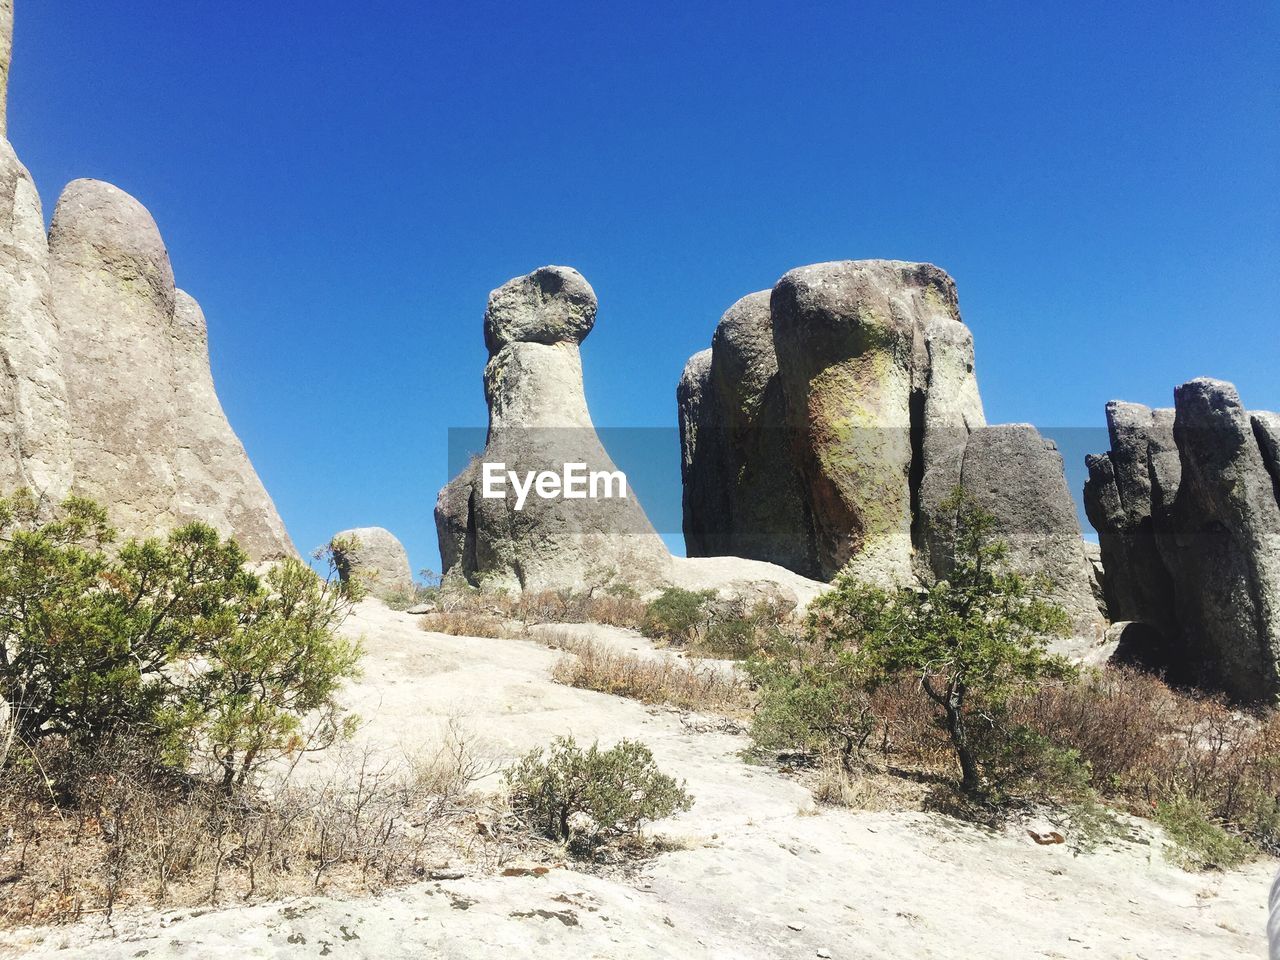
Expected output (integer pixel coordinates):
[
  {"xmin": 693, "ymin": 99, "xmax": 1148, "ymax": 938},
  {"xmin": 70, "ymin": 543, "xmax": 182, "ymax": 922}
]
[
  {"xmin": 197, "ymin": 553, "xmax": 363, "ymax": 792},
  {"xmin": 809, "ymin": 491, "xmax": 1076, "ymax": 794},
  {"xmin": 0, "ymin": 490, "xmax": 363, "ymax": 792}
]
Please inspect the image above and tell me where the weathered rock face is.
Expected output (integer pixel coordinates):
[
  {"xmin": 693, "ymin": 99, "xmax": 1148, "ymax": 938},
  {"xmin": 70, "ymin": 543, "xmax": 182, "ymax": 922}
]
[
  {"xmin": 49, "ymin": 179, "xmax": 180, "ymax": 535},
  {"xmin": 1086, "ymin": 380, "xmax": 1280, "ymax": 701},
  {"xmin": 678, "ymin": 293, "xmax": 815, "ymax": 576},
  {"xmin": 956, "ymin": 424, "xmax": 1104, "ymax": 644},
  {"xmin": 680, "ymin": 259, "xmax": 1102, "ymax": 647},
  {"xmin": 0, "ymin": 137, "xmax": 72, "ymax": 501},
  {"xmin": 1082, "ymin": 403, "xmax": 1178, "ymax": 642},
  {"xmin": 168, "ymin": 291, "xmax": 295, "ymax": 559},
  {"xmin": 769, "ymin": 261, "xmax": 922, "ymax": 584},
  {"xmin": 0, "ymin": 0, "xmax": 12, "ymax": 137},
  {"xmin": 681, "ymin": 260, "xmax": 990, "ymax": 585},
  {"xmin": 436, "ymin": 266, "xmax": 670, "ymax": 592},
  {"xmin": 45, "ymin": 179, "xmax": 293, "ymax": 559},
  {"xmin": 331, "ymin": 527, "xmax": 414, "ymax": 600}
]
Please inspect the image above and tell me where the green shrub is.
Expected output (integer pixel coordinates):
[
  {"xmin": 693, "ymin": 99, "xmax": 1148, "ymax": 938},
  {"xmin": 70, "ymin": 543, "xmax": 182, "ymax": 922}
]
[
  {"xmin": 745, "ymin": 633, "xmax": 874, "ymax": 771},
  {"xmin": 640, "ymin": 588, "xmax": 714, "ymax": 643},
  {"xmin": 504, "ymin": 735, "xmax": 693, "ymax": 853},
  {"xmin": 1155, "ymin": 795, "xmax": 1251, "ymax": 870},
  {"xmin": 0, "ymin": 490, "xmax": 363, "ymax": 792}
]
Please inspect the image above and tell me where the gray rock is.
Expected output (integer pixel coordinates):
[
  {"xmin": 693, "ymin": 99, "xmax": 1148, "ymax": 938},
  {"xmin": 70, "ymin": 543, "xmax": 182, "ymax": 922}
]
[
  {"xmin": 331, "ymin": 527, "xmax": 414, "ymax": 601},
  {"xmin": 168, "ymin": 291, "xmax": 295, "ymax": 559},
  {"xmin": 1157, "ymin": 379, "xmax": 1280, "ymax": 700},
  {"xmin": 1082, "ymin": 403, "xmax": 1178, "ymax": 641},
  {"xmin": 436, "ymin": 266, "xmax": 671, "ymax": 592},
  {"xmin": 0, "ymin": 136, "xmax": 72, "ymax": 502},
  {"xmin": 48, "ymin": 179, "xmax": 294, "ymax": 559},
  {"xmin": 957, "ymin": 424, "xmax": 1104, "ymax": 648},
  {"xmin": 678, "ymin": 293, "xmax": 815, "ymax": 576},
  {"xmin": 1086, "ymin": 380, "xmax": 1280, "ymax": 700},
  {"xmin": 676, "ymin": 348, "xmax": 729, "ymax": 557},
  {"xmin": 1253, "ymin": 410, "xmax": 1280, "ymax": 500},
  {"xmin": 49, "ymin": 179, "xmax": 180, "ymax": 537},
  {"xmin": 770, "ymin": 261, "xmax": 927, "ymax": 584},
  {"xmin": 679, "ymin": 259, "xmax": 988, "ymax": 588}
]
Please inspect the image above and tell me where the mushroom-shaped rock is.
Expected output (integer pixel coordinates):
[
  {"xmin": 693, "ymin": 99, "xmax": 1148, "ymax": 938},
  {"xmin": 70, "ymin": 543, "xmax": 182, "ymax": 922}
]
[
  {"xmin": 483, "ymin": 265, "xmax": 596, "ymax": 352},
  {"xmin": 331, "ymin": 527, "xmax": 414, "ymax": 601},
  {"xmin": 436, "ymin": 266, "xmax": 670, "ymax": 592}
]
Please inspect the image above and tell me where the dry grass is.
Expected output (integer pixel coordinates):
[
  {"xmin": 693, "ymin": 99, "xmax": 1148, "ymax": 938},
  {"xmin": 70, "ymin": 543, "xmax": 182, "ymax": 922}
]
[
  {"xmin": 546, "ymin": 633, "xmax": 749, "ymax": 716},
  {"xmin": 0, "ymin": 722, "xmax": 531, "ymax": 927},
  {"xmin": 418, "ymin": 585, "xmax": 648, "ymax": 639}
]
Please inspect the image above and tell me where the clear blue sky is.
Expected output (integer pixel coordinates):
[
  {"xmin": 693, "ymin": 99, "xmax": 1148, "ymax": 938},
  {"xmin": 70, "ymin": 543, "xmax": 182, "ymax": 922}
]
[{"xmin": 11, "ymin": 2, "xmax": 1278, "ymax": 573}]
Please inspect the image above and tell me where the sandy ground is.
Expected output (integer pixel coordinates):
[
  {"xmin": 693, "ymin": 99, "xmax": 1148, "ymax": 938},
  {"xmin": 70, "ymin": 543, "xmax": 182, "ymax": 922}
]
[{"xmin": 2, "ymin": 599, "xmax": 1273, "ymax": 959}]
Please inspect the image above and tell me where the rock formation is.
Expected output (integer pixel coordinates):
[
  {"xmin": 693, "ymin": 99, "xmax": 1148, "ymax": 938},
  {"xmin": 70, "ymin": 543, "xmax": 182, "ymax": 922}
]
[
  {"xmin": 1086, "ymin": 379, "xmax": 1280, "ymax": 700},
  {"xmin": 955, "ymin": 424, "xmax": 1103, "ymax": 643},
  {"xmin": 679, "ymin": 259, "xmax": 1102, "ymax": 645},
  {"xmin": 0, "ymin": 7, "xmax": 294, "ymax": 558},
  {"xmin": 436, "ymin": 266, "xmax": 671, "ymax": 592},
  {"xmin": 681, "ymin": 261, "xmax": 990, "ymax": 585},
  {"xmin": 331, "ymin": 527, "xmax": 414, "ymax": 600},
  {"xmin": 678, "ymin": 293, "xmax": 813, "ymax": 576}
]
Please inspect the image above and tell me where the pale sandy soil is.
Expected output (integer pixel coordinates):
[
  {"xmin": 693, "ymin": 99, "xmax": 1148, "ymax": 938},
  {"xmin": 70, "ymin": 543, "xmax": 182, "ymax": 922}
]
[{"xmin": 2, "ymin": 599, "xmax": 1273, "ymax": 959}]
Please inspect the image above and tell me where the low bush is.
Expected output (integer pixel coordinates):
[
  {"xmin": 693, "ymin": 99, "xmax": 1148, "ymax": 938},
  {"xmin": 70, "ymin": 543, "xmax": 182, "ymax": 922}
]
[
  {"xmin": 503, "ymin": 735, "xmax": 692, "ymax": 854},
  {"xmin": 640, "ymin": 587, "xmax": 715, "ymax": 643}
]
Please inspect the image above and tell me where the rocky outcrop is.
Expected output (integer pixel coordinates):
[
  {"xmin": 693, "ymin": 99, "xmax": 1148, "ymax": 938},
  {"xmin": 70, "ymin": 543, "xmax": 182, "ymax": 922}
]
[
  {"xmin": 679, "ymin": 259, "xmax": 1101, "ymax": 646},
  {"xmin": 1086, "ymin": 379, "xmax": 1280, "ymax": 700},
  {"xmin": 331, "ymin": 527, "xmax": 414, "ymax": 601},
  {"xmin": 678, "ymin": 293, "xmax": 814, "ymax": 576},
  {"xmin": 681, "ymin": 260, "xmax": 992, "ymax": 586},
  {"xmin": 1082, "ymin": 403, "xmax": 1178, "ymax": 642},
  {"xmin": 44, "ymin": 179, "xmax": 294, "ymax": 559},
  {"xmin": 955, "ymin": 425, "xmax": 1104, "ymax": 644},
  {"xmin": 0, "ymin": 1, "xmax": 11, "ymax": 137},
  {"xmin": 436, "ymin": 266, "xmax": 670, "ymax": 592}
]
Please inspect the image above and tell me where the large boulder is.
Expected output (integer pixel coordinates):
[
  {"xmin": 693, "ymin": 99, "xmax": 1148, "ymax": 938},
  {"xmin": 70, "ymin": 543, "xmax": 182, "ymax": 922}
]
[
  {"xmin": 1087, "ymin": 379, "xmax": 1280, "ymax": 701},
  {"xmin": 435, "ymin": 266, "xmax": 670, "ymax": 592},
  {"xmin": 331, "ymin": 527, "xmax": 414, "ymax": 601},
  {"xmin": 770, "ymin": 261, "xmax": 920, "ymax": 584},
  {"xmin": 48, "ymin": 179, "xmax": 294, "ymax": 559},
  {"xmin": 956, "ymin": 424, "xmax": 1104, "ymax": 648},
  {"xmin": 681, "ymin": 259, "xmax": 985, "ymax": 586},
  {"xmin": 168, "ymin": 291, "xmax": 295, "ymax": 559},
  {"xmin": 1082, "ymin": 403, "xmax": 1179, "ymax": 644}
]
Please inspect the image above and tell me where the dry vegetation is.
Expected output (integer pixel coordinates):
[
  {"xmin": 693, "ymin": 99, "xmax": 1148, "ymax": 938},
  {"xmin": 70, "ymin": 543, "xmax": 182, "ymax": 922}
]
[
  {"xmin": 545, "ymin": 632, "xmax": 749, "ymax": 715},
  {"xmin": 0, "ymin": 722, "xmax": 553, "ymax": 927}
]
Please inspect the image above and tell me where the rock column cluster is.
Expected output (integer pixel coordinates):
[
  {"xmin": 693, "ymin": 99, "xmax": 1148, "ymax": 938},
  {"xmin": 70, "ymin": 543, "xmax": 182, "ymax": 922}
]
[
  {"xmin": 1086, "ymin": 379, "xmax": 1280, "ymax": 700},
  {"xmin": 0, "ymin": 10, "xmax": 293, "ymax": 558}
]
